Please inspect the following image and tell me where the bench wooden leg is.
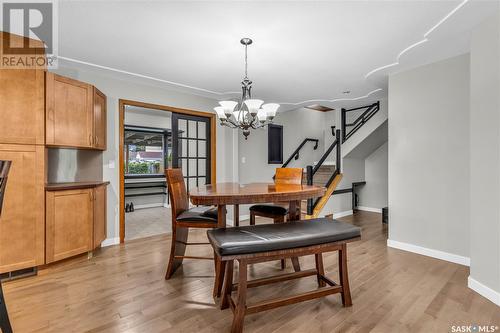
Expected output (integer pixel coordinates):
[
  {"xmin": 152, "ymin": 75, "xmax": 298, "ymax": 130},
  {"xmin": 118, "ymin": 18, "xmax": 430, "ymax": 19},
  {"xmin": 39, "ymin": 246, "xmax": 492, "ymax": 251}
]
[
  {"xmin": 220, "ymin": 260, "xmax": 234, "ymax": 310},
  {"xmin": 213, "ymin": 254, "xmax": 226, "ymax": 298},
  {"xmin": 231, "ymin": 259, "xmax": 248, "ymax": 333},
  {"xmin": 339, "ymin": 243, "xmax": 352, "ymax": 306},
  {"xmin": 165, "ymin": 226, "xmax": 188, "ymax": 279},
  {"xmin": 315, "ymin": 253, "xmax": 326, "ymax": 287}
]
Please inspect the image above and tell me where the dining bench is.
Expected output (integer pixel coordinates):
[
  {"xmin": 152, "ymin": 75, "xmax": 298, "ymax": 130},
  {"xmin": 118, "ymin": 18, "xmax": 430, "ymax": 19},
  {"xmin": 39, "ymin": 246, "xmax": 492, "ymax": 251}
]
[{"xmin": 207, "ymin": 218, "xmax": 361, "ymax": 333}]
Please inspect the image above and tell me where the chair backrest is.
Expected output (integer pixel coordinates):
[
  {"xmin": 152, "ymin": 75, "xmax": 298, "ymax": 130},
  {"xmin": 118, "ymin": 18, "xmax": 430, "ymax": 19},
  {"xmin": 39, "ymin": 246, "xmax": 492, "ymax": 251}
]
[
  {"xmin": 275, "ymin": 168, "xmax": 303, "ymax": 185},
  {"xmin": 0, "ymin": 160, "xmax": 12, "ymax": 217},
  {"xmin": 165, "ymin": 168, "xmax": 189, "ymax": 218}
]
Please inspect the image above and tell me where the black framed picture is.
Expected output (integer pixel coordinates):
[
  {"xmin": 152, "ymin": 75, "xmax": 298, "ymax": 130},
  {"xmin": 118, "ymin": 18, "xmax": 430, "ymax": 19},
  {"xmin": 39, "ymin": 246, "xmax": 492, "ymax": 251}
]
[{"xmin": 268, "ymin": 124, "xmax": 283, "ymax": 164}]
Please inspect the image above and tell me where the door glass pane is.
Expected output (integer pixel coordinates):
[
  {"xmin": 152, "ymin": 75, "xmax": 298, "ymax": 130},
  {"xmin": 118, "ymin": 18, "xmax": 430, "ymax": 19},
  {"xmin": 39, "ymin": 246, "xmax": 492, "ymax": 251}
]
[
  {"xmin": 198, "ymin": 141, "xmax": 206, "ymax": 157},
  {"xmin": 189, "ymin": 159, "xmax": 197, "ymax": 176},
  {"xmin": 188, "ymin": 177, "xmax": 197, "ymax": 191},
  {"xmin": 188, "ymin": 120, "xmax": 197, "ymax": 137},
  {"xmin": 198, "ymin": 177, "xmax": 206, "ymax": 187},
  {"xmin": 198, "ymin": 159, "xmax": 206, "ymax": 176},
  {"xmin": 181, "ymin": 158, "xmax": 187, "ymax": 175},
  {"xmin": 181, "ymin": 139, "xmax": 187, "ymax": 158},
  {"xmin": 188, "ymin": 140, "xmax": 197, "ymax": 157},
  {"xmin": 198, "ymin": 122, "xmax": 206, "ymax": 139},
  {"xmin": 179, "ymin": 119, "xmax": 187, "ymax": 137}
]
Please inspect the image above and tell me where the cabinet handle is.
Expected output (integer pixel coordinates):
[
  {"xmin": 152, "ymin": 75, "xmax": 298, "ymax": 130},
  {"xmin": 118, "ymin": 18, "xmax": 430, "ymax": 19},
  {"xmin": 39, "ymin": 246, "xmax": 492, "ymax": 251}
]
[
  {"xmin": 89, "ymin": 134, "xmax": 93, "ymax": 146},
  {"xmin": 95, "ymin": 136, "xmax": 98, "ymax": 146}
]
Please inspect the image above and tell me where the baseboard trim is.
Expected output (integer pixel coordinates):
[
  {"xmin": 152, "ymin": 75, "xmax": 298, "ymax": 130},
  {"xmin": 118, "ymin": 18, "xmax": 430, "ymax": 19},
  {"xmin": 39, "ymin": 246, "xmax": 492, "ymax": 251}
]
[
  {"xmin": 468, "ymin": 276, "xmax": 500, "ymax": 306},
  {"xmin": 101, "ymin": 237, "xmax": 120, "ymax": 247},
  {"xmin": 357, "ymin": 206, "xmax": 382, "ymax": 213},
  {"xmin": 127, "ymin": 203, "xmax": 164, "ymax": 210},
  {"xmin": 332, "ymin": 210, "xmax": 353, "ymax": 219},
  {"xmin": 387, "ymin": 239, "xmax": 470, "ymax": 266}
]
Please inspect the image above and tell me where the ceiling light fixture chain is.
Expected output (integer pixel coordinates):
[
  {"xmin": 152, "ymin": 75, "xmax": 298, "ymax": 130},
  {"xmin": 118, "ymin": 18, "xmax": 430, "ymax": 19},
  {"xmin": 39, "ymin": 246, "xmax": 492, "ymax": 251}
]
[{"xmin": 214, "ymin": 38, "xmax": 280, "ymax": 139}]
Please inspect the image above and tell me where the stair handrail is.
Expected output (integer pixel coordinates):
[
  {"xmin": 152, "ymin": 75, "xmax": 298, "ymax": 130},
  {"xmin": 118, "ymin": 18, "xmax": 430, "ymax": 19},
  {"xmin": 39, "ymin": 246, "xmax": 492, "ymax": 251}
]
[
  {"xmin": 341, "ymin": 101, "xmax": 380, "ymax": 143},
  {"xmin": 306, "ymin": 129, "xmax": 342, "ymax": 215},
  {"xmin": 281, "ymin": 138, "xmax": 319, "ymax": 169}
]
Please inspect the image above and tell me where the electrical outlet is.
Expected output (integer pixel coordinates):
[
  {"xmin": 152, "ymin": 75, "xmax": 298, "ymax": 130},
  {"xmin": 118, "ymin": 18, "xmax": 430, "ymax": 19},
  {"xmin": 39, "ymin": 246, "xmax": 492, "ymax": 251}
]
[{"xmin": 241, "ymin": 157, "xmax": 246, "ymax": 164}]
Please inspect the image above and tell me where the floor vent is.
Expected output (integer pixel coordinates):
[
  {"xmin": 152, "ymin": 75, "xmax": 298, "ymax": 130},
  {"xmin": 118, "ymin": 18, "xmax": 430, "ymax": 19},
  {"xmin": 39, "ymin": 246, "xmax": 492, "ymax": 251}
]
[{"xmin": 0, "ymin": 267, "xmax": 37, "ymax": 282}]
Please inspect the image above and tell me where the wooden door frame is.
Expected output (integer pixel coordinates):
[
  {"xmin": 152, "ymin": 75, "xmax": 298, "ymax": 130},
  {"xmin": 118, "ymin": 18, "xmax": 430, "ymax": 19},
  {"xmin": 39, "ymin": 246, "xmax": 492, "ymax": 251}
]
[{"xmin": 119, "ymin": 99, "xmax": 217, "ymax": 243}]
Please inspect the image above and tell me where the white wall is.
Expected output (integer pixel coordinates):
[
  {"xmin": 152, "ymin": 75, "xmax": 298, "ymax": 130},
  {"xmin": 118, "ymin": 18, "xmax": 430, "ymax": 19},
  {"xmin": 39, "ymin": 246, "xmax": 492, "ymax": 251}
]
[
  {"xmin": 388, "ymin": 54, "xmax": 470, "ymax": 259},
  {"xmin": 358, "ymin": 142, "xmax": 388, "ymax": 210},
  {"xmin": 52, "ymin": 62, "xmax": 235, "ymax": 242},
  {"xmin": 468, "ymin": 9, "xmax": 500, "ymax": 303},
  {"xmin": 124, "ymin": 107, "xmax": 171, "ymax": 129}
]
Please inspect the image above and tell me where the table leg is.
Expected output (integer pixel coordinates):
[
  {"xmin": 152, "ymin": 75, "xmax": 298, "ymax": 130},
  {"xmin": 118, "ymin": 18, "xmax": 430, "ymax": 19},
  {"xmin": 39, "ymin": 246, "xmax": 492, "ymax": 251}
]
[
  {"xmin": 234, "ymin": 204, "xmax": 239, "ymax": 227},
  {"xmin": 288, "ymin": 200, "xmax": 301, "ymax": 271},
  {"xmin": 217, "ymin": 204, "xmax": 227, "ymax": 228}
]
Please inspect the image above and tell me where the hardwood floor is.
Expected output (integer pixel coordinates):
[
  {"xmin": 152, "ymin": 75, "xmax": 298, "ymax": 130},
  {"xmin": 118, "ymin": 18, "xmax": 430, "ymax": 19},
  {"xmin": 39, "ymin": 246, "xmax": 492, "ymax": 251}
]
[{"xmin": 3, "ymin": 212, "xmax": 499, "ymax": 332}]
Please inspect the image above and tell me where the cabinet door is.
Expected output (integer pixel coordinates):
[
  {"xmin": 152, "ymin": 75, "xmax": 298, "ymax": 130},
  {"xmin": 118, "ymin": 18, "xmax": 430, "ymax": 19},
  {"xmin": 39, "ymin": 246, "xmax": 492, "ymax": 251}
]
[
  {"xmin": 46, "ymin": 189, "xmax": 93, "ymax": 263},
  {"xmin": 93, "ymin": 184, "xmax": 107, "ymax": 247},
  {"xmin": 0, "ymin": 144, "xmax": 45, "ymax": 273},
  {"xmin": 46, "ymin": 73, "xmax": 93, "ymax": 148},
  {"xmin": 0, "ymin": 68, "xmax": 45, "ymax": 145},
  {"xmin": 93, "ymin": 87, "xmax": 107, "ymax": 150}
]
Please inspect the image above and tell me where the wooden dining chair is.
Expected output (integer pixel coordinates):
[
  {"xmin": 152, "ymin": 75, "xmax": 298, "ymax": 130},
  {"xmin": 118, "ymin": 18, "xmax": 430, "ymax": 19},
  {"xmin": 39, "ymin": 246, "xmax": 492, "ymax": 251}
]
[
  {"xmin": 165, "ymin": 168, "xmax": 225, "ymax": 296},
  {"xmin": 249, "ymin": 167, "xmax": 303, "ymax": 225},
  {"xmin": 0, "ymin": 161, "xmax": 13, "ymax": 333},
  {"xmin": 249, "ymin": 167, "xmax": 303, "ymax": 269}
]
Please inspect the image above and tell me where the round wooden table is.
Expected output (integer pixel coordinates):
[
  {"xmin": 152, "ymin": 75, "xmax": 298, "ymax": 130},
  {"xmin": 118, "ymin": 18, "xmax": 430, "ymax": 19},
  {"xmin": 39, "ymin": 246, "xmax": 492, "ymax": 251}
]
[{"xmin": 189, "ymin": 182, "xmax": 326, "ymax": 227}]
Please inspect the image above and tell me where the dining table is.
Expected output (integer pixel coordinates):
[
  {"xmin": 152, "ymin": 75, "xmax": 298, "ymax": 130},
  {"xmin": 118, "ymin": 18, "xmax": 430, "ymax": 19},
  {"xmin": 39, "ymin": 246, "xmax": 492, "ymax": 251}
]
[
  {"xmin": 190, "ymin": 182, "xmax": 326, "ymax": 276},
  {"xmin": 189, "ymin": 182, "xmax": 326, "ymax": 227}
]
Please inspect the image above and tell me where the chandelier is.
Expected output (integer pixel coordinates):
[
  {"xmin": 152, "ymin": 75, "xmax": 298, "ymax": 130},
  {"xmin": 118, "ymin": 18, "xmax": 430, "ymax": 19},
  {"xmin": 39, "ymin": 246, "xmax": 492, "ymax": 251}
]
[{"xmin": 214, "ymin": 38, "xmax": 280, "ymax": 139}]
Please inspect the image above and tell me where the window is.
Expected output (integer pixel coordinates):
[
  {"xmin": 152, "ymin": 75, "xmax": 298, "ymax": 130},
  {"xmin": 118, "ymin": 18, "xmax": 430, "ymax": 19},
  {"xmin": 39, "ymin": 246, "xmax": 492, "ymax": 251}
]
[{"xmin": 124, "ymin": 126, "xmax": 171, "ymax": 176}]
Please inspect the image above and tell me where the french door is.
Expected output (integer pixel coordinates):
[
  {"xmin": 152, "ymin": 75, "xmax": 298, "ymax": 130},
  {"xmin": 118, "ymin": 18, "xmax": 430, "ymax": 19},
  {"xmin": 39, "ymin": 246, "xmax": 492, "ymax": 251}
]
[{"xmin": 171, "ymin": 113, "xmax": 211, "ymax": 192}]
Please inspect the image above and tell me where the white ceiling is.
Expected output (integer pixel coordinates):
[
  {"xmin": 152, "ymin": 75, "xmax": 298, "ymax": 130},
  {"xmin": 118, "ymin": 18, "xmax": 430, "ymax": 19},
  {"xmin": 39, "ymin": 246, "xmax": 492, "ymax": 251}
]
[{"xmin": 57, "ymin": 0, "xmax": 498, "ymax": 111}]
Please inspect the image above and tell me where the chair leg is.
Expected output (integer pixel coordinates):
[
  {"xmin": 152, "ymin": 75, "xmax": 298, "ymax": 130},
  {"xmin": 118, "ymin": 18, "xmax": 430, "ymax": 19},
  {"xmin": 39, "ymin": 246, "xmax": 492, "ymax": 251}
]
[
  {"xmin": 213, "ymin": 254, "xmax": 226, "ymax": 298},
  {"xmin": 0, "ymin": 283, "xmax": 12, "ymax": 333},
  {"xmin": 220, "ymin": 260, "xmax": 234, "ymax": 310},
  {"xmin": 165, "ymin": 225, "xmax": 188, "ymax": 279},
  {"xmin": 249, "ymin": 211, "xmax": 256, "ymax": 225},
  {"xmin": 231, "ymin": 259, "xmax": 248, "ymax": 333},
  {"xmin": 315, "ymin": 253, "xmax": 326, "ymax": 287},
  {"xmin": 339, "ymin": 243, "xmax": 352, "ymax": 306}
]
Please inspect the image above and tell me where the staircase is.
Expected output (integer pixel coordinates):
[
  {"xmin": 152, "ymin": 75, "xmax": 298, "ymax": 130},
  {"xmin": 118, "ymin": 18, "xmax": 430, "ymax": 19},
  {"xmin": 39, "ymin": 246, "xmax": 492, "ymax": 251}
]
[{"xmin": 281, "ymin": 101, "xmax": 382, "ymax": 219}]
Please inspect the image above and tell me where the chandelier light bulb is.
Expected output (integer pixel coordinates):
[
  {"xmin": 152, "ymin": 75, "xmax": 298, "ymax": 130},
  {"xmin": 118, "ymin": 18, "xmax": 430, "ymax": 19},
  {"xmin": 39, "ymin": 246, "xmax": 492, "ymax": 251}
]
[
  {"xmin": 214, "ymin": 106, "xmax": 227, "ymax": 120},
  {"xmin": 244, "ymin": 99, "xmax": 264, "ymax": 116}
]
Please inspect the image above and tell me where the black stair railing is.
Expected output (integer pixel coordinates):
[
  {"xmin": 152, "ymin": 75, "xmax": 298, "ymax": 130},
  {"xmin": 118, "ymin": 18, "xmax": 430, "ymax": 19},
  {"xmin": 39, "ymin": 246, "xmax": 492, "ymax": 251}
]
[
  {"xmin": 281, "ymin": 138, "xmax": 319, "ymax": 168},
  {"xmin": 341, "ymin": 101, "xmax": 380, "ymax": 143},
  {"xmin": 306, "ymin": 129, "xmax": 342, "ymax": 215}
]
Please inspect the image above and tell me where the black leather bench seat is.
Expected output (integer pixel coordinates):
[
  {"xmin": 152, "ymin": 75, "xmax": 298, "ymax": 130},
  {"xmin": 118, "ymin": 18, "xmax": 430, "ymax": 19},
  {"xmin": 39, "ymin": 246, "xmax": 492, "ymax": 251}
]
[{"xmin": 207, "ymin": 218, "xmax": 361, "ymax": 256}]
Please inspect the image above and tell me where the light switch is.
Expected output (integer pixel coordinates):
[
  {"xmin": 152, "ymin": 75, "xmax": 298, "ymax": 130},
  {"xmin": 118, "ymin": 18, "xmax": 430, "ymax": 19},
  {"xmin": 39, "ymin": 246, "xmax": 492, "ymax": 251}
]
[
  {"xmin": 108, "ymin": 160, "xmax": 115, "ymax": 169},
  {"xmin": 241, "ymin": 157, "xmax": 246, "ymax": 164}
]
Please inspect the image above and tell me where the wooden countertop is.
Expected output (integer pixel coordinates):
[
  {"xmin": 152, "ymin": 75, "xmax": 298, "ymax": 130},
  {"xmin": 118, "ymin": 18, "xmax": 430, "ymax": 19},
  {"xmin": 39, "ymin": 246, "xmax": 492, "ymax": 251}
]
[{"xmin": 45, "ymin": 181, "xmax": 110, "ymax": 191}]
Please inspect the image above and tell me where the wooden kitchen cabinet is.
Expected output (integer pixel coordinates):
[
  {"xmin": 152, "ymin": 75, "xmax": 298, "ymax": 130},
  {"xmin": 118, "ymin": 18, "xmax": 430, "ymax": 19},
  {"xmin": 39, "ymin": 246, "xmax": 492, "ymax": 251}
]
[
  {"xmin": 93, "ymin": 184, "xmax": 107, "ymax": 247},
  {"xmin": 45, "ymin": 73, "xmax": 107, "ymax": 150},
  {"xmin": 45, "ymin": 184, "xmax": 108, "ymax": 263},
  {"xmin": 0, "ymin": 144, "xmax": 45, "ymax": 273},
  {"xmin": 46, "ymin": 189, "xmax": 94, "ymax": 263},
  {"xmin": 93, "ymin": 87, "xmax": 107, "ymax": 150},
  {"xmin": 0, "ymin": 64, "xmax": 45, "ymax": 145}
]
